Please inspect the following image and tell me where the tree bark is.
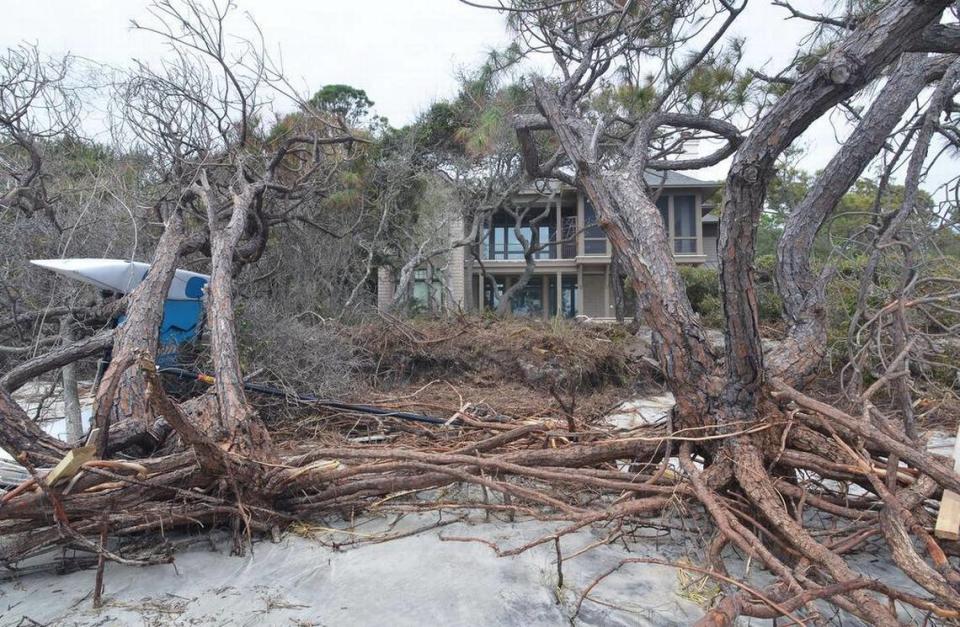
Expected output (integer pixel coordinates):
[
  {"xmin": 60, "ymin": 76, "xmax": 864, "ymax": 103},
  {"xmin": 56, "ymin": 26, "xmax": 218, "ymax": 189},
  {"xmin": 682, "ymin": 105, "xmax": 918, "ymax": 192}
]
[
  {"xmin": 718, "ymin": 0, "xmax": 953, "ymax": 419},
  {"xmin": 198, "ymin": 176, "xmax": 275, "ymax": 460},
  {"xmin": 1, "ymin": 330, "xmax": 114, "ymax": 394},
  {"xmin": 94, "ymin": 210, "xmax": 186, "ymax": 443},
  {"xmin": 770, "ymin": 53, "xmax": 940, "ymax": 384},
  {"xmin": 0, "ymin": 387, "xmax": 68, "ymax": 464},
  {"xmin": 495, "ymin": 250, "xmax": 537, "ymax": 316},
  {"xmin": 60, "ymin": 315, "xmax": 83, "ymax": 444},
  {"xmin": 610, "ymin": 252, "xmax": 625, "ymax": 324}
]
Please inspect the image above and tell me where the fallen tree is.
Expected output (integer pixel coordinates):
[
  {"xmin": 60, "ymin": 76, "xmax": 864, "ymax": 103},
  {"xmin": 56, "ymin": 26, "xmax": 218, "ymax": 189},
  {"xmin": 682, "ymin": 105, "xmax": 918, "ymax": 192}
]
[
  {"xmin": 505, "ymin": 0, "xmax": 960, "ymax": 623},
  {"xmin": 1, "ymin": 0, "xmax": 960, "ymax": 625}
]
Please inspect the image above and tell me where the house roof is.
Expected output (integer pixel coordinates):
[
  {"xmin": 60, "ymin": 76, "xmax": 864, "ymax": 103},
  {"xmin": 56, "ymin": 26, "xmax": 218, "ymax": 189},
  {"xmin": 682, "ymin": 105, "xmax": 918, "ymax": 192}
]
[
  {"xmin": 516, "ymin": 170, "xmax": 720, "ymax": 196},
  {"xmin": 642, "ymin": 170, "xmax": 719, "ymax": 189}
]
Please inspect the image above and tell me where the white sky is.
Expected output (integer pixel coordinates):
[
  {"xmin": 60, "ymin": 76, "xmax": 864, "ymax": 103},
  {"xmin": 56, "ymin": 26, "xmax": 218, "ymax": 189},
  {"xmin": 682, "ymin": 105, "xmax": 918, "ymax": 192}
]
[
  {"xmin": 3, "ymin": 1, "xmax": 512, "ymax": 126},
  {"xmin": 3, "ymin": 0, "xmax": 954, "ymax": 196}
]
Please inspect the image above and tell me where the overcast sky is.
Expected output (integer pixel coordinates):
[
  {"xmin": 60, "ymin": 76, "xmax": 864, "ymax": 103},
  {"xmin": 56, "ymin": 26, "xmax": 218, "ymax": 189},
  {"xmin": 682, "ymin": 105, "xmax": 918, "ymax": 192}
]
[{"xmin": 3, "ymin": 1, "xmax": 954, "ymax": 197}]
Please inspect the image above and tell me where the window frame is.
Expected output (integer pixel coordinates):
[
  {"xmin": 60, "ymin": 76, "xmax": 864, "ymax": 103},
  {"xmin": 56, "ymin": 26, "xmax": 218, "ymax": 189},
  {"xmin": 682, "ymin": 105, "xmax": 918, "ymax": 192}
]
[
  {"xmin": 672, "ymin": 194, "xmax": 698, "ymax": 254},
  {"xmin": 580, "ymin": 196, "xmax": 610, "ymax": 256},
  {"xmin": 655, "ymin": 192, "xmax": 702, "ymax": 256},
  {"xmin": 481, "ymin": 210, "xmax": 557, "ymax": 261}
]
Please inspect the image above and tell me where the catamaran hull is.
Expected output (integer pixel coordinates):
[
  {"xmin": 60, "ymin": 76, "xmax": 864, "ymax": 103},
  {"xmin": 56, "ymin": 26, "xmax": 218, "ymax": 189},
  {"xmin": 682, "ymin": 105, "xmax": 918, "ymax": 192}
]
[
  {"xmin": 31, "ymin": 258, "xmax": 209, "ymax": 367},
  {"xmin": 30, "ymin": 258, "xmax": 209, "ymax": 301}
]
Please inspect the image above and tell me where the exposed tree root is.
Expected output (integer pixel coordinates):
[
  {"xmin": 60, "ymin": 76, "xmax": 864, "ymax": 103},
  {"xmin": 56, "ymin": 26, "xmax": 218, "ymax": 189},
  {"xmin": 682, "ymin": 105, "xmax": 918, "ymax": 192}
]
[{"xmin": 3, "ymin": 369, "xmax": 959, "ymax": 624}]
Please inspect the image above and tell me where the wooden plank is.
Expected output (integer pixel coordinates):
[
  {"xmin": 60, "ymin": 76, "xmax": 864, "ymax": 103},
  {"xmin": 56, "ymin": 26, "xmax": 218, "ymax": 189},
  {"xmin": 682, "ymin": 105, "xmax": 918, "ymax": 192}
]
[
  {"xmin": 44, "ymin": 446, "xmax": 96, "ymax": 487},
  {"xmin": 934, "ymin": 424, "xmax": 960, "ymax": 541}
]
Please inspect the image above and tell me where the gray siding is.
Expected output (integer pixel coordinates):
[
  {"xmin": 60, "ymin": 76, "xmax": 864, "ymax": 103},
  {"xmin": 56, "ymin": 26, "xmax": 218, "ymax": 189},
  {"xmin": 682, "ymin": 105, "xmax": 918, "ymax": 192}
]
[{"xmin": 703, "ymin": 223, "xmax": 719, "ymax": 267}]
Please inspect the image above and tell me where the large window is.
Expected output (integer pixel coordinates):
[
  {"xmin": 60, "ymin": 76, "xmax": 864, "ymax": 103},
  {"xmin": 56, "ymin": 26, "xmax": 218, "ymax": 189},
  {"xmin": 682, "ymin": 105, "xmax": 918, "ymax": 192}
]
[
  {"xmin": 673, "ymin": 195, "xmax": 697, "ymax": 254},
  {"xmin": 656, "ymin": 194, "xmax": 699, "ymax": 255},
  {"xmin": 412, "ymin": 269, "xmax": 443, "ymax": 311},
  {"xmin": 582, "ymin": 198, "xmax": 608, "ymax": 255},
  {"xmin": 547, "ymin": 275, "xmax": 578, "ymax": 318},
  {"xmin": 481, "ymin": 211, "xmax": 555, "ymax": 260},
  {"xmin": 482, "ymin": 275, "xmax": 543, "ymax": 316}
]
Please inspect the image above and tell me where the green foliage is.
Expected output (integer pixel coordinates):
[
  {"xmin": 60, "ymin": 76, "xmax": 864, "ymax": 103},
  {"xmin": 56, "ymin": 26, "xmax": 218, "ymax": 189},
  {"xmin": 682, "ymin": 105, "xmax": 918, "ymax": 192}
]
[
  {"xmin": 679, "ymin": 40, "xmax": 751, "ymax": 111},
  {"xmin": 412, "ymin": 102, "xmax": 462, "ymax": 150},
  {"xmin": 679, "ymin": 266, "xmax": 719, "ymax": 308},
  {"xmin": 393, "ymin": 45, "xmax": 533, "ymax": 164},
  {"xmin": 677, "ymin": 266, "xmax": 723, "ymax": 327},
  {"xmin": 753, "ymin": 255, "xmax": 783, "ymax": 321},
  {"xmin": 455, "ymin": 107, "xmax": 505, "ymax": 156},
  {"xmin": 309, "ymin": 84, "xmax": 374, "ymax": 126},
  {"xmin": 591, "ymin": 78, "xmax": 657, "ymax": 117},
  {"xmin": 673, "ymin": 262, "xmax": 782, "ymax": 328}
]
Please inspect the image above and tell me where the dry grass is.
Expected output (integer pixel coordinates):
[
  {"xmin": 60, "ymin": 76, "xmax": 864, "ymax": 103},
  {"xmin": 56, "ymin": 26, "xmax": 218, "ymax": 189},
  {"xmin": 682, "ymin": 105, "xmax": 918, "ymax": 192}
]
[{"xmin": 265, "ymin": 316, "xmax": 657, "ymax": 444}]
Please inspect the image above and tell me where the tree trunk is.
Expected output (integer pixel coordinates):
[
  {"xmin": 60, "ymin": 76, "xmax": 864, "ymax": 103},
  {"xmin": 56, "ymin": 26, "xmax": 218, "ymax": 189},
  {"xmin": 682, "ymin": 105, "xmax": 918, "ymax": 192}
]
[
  {"xmin": 199, "ymin": 181, "xmax": 275, "ymax": 460},
  {"xmin": 771, "ymin": 53, "xmax": 939, "ymax": 384},
  {"xmin": 533, "ymin": 81, "xmax": 720, "ymax": 424},
  {"xmin": 1, "ymin": 330, "xmax": 114, "ymax": 394},
  {"xmin": 0, "ymin": 387, "xmax": 68, "ymax": 464},
  {"xmin": 60, "ymin": 315, "xmax": 83, "ymax": 444},
  {"xmin": 610, "ymin": 252, "xmax": 625, "ymax": 324},
  {"xmin": 496, "ymin": 253, "xmax": 536, "ymax": 316},
  {"xmin": 719, "ymin": 0, "xmax": 953, "ymax": 421},
  {"xmin": 92, "ymin": 210, "xmax": 186, "ymax": 455}
]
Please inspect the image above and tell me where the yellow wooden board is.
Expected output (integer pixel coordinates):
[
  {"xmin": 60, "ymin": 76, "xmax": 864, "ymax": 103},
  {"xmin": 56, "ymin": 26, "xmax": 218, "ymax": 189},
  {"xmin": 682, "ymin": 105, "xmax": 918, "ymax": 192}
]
[
  {"xmin": 935, "ymin": 491, "xmax": 960, "ymax": 541},
  {"xmin": 934, "ymin": 423, "xmax": 960, "ymax": 541},
  {"xmin": 44, "ymin": 446, "xmax": 96, "ymax": 487}
]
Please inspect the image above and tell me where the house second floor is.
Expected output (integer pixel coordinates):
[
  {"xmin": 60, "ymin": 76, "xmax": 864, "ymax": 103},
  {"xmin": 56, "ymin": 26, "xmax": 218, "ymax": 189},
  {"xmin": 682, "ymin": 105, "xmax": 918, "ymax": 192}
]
[
  {"xmin": 376, "ymin": 170, "xmax": 722, "ymax": 317},
  {"xmin": 472, "ymin": 171, "xmax": 720, "ymax": 269}
]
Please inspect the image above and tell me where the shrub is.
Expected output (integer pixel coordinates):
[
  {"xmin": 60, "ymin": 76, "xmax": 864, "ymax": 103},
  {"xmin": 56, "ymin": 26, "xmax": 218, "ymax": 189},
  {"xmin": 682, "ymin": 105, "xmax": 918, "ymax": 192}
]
[
  {"xmin": 678, "ymin": 266, "xmax": 720, "ymax": 311},
  {"xmin": 698, "ymin": 294, "xmax": 724, "ymax": 327},
  {"xmin": 237, "ymin": 297, "xmax": 363, "ymax": 397},
  {"xmin": 623, "ymin": 263, "xmax": 784, "ymax": 328}
]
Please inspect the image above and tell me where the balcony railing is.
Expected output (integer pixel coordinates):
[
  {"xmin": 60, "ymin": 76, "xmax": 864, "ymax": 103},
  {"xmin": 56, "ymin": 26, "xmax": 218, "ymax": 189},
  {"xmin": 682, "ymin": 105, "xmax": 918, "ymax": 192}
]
[{"xmin": 479, "ymin": 192, "xmax": 701, "ymax": 261}]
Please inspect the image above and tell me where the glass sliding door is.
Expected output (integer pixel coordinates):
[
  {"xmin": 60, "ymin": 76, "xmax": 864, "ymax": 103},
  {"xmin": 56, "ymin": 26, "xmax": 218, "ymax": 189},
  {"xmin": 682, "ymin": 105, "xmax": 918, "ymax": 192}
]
[
  {"xmin": 547, "ymin": 275, "xmax": 578, "ymax": 318},
  {"xmin": 511, "ymin": 279, "xmax": 544, "ymax": 317},
  {"xmin": 483, "ymin": 275, "xmax": 544, "ymax": 317},
  {"xmin": 482, "ymin": 275, "xmax": 507, "ymax": 309}
]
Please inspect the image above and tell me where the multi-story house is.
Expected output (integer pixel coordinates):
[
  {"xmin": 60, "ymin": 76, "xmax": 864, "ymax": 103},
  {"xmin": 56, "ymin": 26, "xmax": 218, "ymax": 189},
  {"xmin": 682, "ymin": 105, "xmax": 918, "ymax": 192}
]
[{"xmin": 378, "ymin": 170, "xmax": 720, "ymax": 320}]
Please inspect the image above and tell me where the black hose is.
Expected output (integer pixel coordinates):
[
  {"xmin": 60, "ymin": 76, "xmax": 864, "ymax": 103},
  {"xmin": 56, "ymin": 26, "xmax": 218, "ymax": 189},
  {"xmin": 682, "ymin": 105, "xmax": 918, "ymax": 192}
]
[{"xmin": 158, "ymin": 367, "xmax": 447, "ymax": 425}]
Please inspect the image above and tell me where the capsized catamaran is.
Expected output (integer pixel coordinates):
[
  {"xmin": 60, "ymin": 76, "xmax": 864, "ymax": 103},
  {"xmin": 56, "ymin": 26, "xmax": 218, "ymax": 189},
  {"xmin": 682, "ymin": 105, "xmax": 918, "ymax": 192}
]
[
  {"xmin": 31, "ymin": 258, "xmax": 210, "ymax": 366},
  {"xmin": 28, "ymin": 258, "xmax": 447, "ymax": 426}
]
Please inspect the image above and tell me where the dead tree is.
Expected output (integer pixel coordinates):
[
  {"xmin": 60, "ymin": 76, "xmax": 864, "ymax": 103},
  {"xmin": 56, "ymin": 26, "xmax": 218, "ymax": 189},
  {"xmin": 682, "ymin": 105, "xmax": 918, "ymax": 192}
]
[
  {"xmin": 0, "ymin": 44, "xmax": 77, "ymax": 226},
  {"xmin": 59, "ymin": 316, "xmax": 82, "ymax": 444},
  {"xmin": 494, "ymin": 192, "xmax": 553, "ymax": 315},
  {"xmin": 0, "ymin": 0, "xmax": 359, "ymax": 545}
]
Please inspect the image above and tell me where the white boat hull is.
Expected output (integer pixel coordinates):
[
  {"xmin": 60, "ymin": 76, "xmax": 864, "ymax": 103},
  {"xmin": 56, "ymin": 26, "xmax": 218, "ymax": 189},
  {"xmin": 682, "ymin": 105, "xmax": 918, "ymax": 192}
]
[{"xmin": 31, "ymin": 258, "xmax": 208, "ymax": 300}]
